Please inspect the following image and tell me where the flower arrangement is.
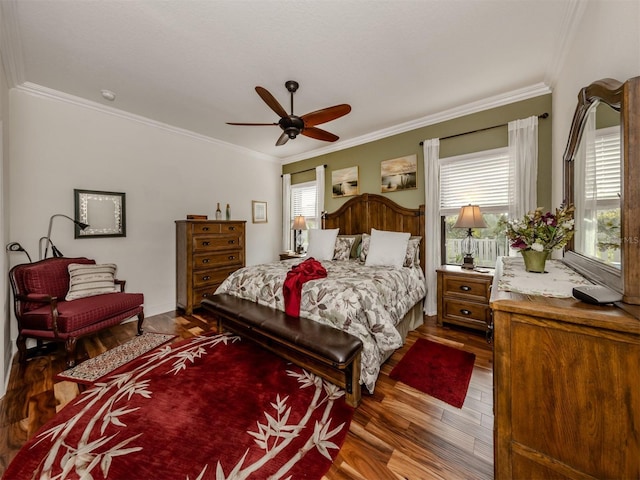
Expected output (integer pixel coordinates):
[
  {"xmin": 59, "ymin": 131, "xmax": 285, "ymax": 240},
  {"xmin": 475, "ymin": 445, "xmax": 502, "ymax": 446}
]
[{"xmin": 502, "ymin": 204, "xmax": 575, "ymax": 252}]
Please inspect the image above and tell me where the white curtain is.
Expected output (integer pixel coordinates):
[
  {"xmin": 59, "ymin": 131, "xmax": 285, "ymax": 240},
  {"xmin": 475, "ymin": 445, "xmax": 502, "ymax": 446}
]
[
  {"xmin": 315, "ymin": 165, "xmax": 325, "ymax": 227},
  {"xmin": 423, "ymin": 138, "xmax": 440, "ymax": 316},
  {"xmin": 574, "ymin": 109, "xmax": 597, "ymax": 257},
  {"xmin": 508, "ymin": 116, "xmax": 538, "ymax": 220},
  {"xmin": 282, "ymin": 173, "xmax": 291, "ymax": 250}
]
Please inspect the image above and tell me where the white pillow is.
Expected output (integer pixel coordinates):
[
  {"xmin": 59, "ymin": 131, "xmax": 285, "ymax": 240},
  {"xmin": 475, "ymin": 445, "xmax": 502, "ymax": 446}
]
[
  {"xmin": 305, "ymin": 228, "xmax": 339, "ymax": 260},
  {"xmin": 66, "ymin": 263, "xmax": 118, "ymax": 301},
  {"xmin": 365, "ymin": 228, "xmax": 411, "ymax": 267}
]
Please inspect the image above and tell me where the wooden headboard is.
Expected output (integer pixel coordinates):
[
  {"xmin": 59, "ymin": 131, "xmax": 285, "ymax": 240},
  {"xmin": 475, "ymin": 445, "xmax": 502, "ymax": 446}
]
[{"xmin": 322, "ymin": 193, "xmax": 426, "ymax": 272}]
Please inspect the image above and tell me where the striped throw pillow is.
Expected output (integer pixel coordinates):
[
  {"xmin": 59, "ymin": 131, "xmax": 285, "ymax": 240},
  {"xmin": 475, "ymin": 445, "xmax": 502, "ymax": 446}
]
[{"xmin": 65, "ymin": 263, "xmax": 118, "ymax": 301}]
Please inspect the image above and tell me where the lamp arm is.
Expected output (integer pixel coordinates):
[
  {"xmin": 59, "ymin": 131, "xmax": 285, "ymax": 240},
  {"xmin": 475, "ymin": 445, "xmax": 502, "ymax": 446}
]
[{"xmin": 42, "ymin": 214, "xmax": 87, "ymax": 259}]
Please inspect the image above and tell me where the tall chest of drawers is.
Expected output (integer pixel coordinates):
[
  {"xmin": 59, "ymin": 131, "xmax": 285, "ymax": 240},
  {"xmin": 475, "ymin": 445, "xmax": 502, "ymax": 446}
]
[{"xmin": 175, "ymin": 220, "xmax": 246, "ymax": 315}]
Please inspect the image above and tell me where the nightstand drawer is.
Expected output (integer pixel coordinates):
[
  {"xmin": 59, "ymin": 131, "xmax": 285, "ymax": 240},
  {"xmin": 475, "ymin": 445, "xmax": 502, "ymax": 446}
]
[
  {"xmin": 442, "ymin": 298, "xmax": 491, "ymax": 323},
  {"xmin": 442, "ymin": 276, "xmax": 490, "ymax": 302}
]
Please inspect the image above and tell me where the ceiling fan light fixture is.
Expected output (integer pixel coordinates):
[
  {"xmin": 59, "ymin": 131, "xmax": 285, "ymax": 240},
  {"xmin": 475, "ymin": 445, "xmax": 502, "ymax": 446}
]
[{"xmin": 227, "ymin": 81, "xmax": 351, "ymax": 146}]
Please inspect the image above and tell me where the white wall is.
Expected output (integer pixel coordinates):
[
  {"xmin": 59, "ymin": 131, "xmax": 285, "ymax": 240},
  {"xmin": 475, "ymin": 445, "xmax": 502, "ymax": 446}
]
[
  {"xmin": 7, "ymin": 88, "xmax": 282, "ymax": 333},
  {"xmin": 552, "ymin": 0, "xmax": 640, "ymax": 206}
]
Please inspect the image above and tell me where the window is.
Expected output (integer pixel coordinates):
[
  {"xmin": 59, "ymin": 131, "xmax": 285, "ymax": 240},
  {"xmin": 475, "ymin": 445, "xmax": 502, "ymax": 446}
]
[
  {"xmin": 587, "ymin": 126, "xmax": 621, "ymax": 263},
  {"xmin": 440, "ymin": 148, "xmax": 510, "ymax": 267},
  {"xmin": 290, "ymin": 181, "xmax": 317, "ymax": 251}
]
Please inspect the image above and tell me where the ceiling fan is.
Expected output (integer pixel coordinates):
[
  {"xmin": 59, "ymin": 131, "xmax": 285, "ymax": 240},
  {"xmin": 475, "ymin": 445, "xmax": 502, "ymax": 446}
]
[{"xmin": 227, "ymin": 80, "xmax": 351, "ymax": 146}]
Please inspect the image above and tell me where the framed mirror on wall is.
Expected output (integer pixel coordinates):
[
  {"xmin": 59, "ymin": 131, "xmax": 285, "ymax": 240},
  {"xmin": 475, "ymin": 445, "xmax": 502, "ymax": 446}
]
[{"xmin": 74, "ymin": 189, "xmax": 126, "ymax": 238}]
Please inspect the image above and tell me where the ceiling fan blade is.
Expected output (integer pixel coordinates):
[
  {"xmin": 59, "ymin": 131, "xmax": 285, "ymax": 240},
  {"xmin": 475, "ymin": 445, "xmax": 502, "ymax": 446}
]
[
  {"xmin": 255, "ymin": 86, "xmax": 288, "ymax": 118},
  {"xmin": 276, "ymin": 132, "xmax": 290, "ymax": 146},
  {"xmin": 226, "ymin": 122, "xmax": 278, "ymax": 126},
  {"xmin": 302, "ymin": 127, "xmax": 339, "ymax": 142},
  {"xmin": 301, "ymin": 104, "xmax": 351, "ymax": 127}
]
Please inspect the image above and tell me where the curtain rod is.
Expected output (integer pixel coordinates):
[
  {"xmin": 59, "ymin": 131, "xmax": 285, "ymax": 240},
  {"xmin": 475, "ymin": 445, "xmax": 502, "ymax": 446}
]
[
  {"xmin": 281, "ymin": 164, "xmax": 327, "ymax": 177},
  {"xmin": 419, "ymin": 112, "xmax": 549, "ymax": 146}
]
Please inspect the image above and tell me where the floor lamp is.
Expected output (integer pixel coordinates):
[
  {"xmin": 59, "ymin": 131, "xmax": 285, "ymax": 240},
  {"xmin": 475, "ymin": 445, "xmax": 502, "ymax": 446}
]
[{"xmin": 40, "ymin": 214, "xmax": 90, "ymax": 260}]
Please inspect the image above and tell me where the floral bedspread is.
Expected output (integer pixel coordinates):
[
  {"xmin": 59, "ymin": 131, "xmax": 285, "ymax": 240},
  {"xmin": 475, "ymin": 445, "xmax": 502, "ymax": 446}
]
[{"xmin": 216, "ymin": 259, "xmax": 427, "ymax": 393}]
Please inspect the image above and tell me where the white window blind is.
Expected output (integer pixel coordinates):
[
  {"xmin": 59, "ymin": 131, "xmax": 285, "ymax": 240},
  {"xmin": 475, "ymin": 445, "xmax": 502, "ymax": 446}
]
[
  {"xmin": 291, "ymin": 182, "xmax": 317, "ymax": 219},
  {"xmin": 439, "ymin": 147, "xmax": 510, "ymax": 215},
  {"xmin": 593, "ymin": 127, "xmax": 621, "ymax": 201}
]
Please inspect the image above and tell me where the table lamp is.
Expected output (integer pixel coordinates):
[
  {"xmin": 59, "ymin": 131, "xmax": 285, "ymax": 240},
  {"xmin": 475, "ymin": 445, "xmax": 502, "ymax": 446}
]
[
  {"xmin": 291, "ymin": 215, "xmax": 308, "ymax": 254},
  {"xmin": 453, "ymin": 205, "xmax": 487, "ymax": 269}
]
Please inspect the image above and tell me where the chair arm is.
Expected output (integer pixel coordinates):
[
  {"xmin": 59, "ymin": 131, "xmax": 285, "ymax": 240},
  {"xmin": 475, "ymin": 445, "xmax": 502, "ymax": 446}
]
[
  {"xmin": 17, "ymin": 293, "xmax": 56, "ymax": 304},
  {"xmin": 16, "ymin": 294, "xmax": 61, "ymax": 336},
  {"xmin": 115, "ymin": 279, "xmax": 126, "ymax": 292}
]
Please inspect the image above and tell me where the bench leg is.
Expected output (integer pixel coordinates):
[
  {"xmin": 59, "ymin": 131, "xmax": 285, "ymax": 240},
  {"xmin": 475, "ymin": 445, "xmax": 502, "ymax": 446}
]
[
  {"xmin": 16, "ymin": 334, "xmax": 27, "ymax": 364},
  {"xmin": 345, "ymin": 352, "xmax": 361, "ymax": 408}
]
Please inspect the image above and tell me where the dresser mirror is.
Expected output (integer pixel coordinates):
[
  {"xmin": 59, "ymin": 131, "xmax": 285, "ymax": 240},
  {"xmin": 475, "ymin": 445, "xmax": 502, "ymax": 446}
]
[{"xmin": 563, "ymin": 76, "xmax": 639, "ymax": 307}]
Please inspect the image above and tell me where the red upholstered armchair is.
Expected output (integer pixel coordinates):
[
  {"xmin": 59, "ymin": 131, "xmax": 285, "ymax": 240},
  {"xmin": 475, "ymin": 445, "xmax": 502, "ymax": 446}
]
[{"xmin": 9, "ymin": 257, "xmax": 144, "ymax": 368}]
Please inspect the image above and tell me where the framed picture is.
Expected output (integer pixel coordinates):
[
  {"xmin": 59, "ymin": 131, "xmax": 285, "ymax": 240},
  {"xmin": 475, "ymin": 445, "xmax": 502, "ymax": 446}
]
[
  {"xmin": 74, "ymin": 189, "xmax": 126, "ymax": 238},
  {"xmin": 252, "ymin": 200, "xmax": 268, "ymax": 223},
  {"xmin": 381, "ymin": 154, "xmax": 418, "ymax": 193},
  {"xmin": 332, "ymin": 166, "xmax": 359, "ymax": 198}
]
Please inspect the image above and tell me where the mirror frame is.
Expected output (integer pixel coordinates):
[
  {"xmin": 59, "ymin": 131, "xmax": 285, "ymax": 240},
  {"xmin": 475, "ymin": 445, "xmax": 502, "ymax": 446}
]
[
  {"xmin": 563, "ymin": 76, "xmax": 639, "ymax": 307},
  {"xmin": 74, "ymin": 189, "xmax": 126, "ymax": 238}
]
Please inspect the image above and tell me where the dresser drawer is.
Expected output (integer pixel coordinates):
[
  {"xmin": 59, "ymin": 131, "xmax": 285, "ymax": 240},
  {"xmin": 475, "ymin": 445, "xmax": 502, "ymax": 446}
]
[
  {"xmin": 193, "ymin": 285, "xmax": 222, "ymax": 306},
  {"xmin": 192, "ymin": 234, "xmax": 242, "ymax": 252},
  {"xmin": 442, "ymin": 276, "xmax": 490, "ymax": 302},
  {"xmin": 193, "ymin": 266, "xmax": 239, "ymax": 288},
  {"xmin": 193, "ymin": 251, "xmax": 244, "ymax": 269},
  {"xmin": 442, "ymin": 298, "xmax": 491, "ymax": 324}
]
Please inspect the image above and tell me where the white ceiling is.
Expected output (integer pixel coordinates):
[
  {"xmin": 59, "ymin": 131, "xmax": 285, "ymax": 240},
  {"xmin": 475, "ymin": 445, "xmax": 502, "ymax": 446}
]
[{"xmin": 2, "ymin": 0, "xmax": 581, "ymax": 163}]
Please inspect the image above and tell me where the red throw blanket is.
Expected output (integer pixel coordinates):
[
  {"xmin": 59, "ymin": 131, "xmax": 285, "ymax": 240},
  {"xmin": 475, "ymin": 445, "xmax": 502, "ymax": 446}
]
[{"xmin": 283, "ymin": 257, "xmax": 327, "ymax": 316}]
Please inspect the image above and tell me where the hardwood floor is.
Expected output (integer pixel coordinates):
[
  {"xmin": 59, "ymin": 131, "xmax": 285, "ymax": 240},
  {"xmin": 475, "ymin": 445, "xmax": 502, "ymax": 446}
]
[{"xmin": 0, "ymin": 311, "xmax": 494, "ymax": 479}]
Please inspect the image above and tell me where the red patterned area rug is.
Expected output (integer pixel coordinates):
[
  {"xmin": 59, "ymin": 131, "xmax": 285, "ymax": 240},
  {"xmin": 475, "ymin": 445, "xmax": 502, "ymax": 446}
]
[
  {"xmin": 389, "ymin": 338, "xmax": 476, "ymax": 408},
  {"xmin": 5, "ymin": 333, "xmax": 354, "ymax": 480},
  {"xmin": 56, "ymin": 332, "xmax": 176, "ymax": 385}
]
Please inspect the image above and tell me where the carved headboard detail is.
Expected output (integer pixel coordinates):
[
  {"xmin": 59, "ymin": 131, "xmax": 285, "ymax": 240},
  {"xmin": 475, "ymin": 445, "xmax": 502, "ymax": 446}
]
[{"xmin": 322, "ymin": 193, "xmax": 426, "ymax": 272}]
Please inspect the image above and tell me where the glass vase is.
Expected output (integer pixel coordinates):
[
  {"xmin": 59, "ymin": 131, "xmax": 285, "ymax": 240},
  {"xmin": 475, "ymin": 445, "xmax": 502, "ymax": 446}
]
[{"xmin": 521, "ymin": 249, "xmax": 549, "ymax": 273}]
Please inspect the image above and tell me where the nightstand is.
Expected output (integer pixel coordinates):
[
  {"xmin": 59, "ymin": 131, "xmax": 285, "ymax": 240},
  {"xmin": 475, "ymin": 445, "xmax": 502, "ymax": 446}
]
[
  {"xmin": 436, "ymin": 265, "xmax": 493, "ymax": 332},
  {"xmin": 279, "ymin": 252, "xmax": 306, "ymax": 261}
]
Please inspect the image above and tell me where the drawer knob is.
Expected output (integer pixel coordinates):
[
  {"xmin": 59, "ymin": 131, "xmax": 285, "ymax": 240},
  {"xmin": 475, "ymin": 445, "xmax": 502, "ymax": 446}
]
[
  {"xmin": 460, "ymin": 309, "xmax": 471, "ymax": 315},
  {"xmin": 229, "ymin": 226, "xmax": 235, "ymax": 230},
  {"xmin": 228, "ymin": 255, "xmax": 235, "ymax": 260},
  {"xmin": 203, "ymin": 275, "xmax": 211, "ymax": 281},
  {"xmin": 228, "ymin": 240, "xmax": 235, "ymax": 244},
  {"xmin": 202, "ymin": 241, "xmax": 210, "ymax": 246},
  {"xmin": 202, "ymin": 259, "xmax": 210, "ymax": 263},
  {"xmin": 202, "ymin": 227, "xmax": 210, "ymax": 231},
  {"xmin": 460, "ymin": 285, "xmax": 471, "ymax": 292}
]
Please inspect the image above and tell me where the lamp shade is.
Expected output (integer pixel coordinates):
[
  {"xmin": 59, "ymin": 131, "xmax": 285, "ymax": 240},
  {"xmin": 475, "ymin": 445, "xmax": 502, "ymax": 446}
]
[
  {"xmin": 453, "ymin": 205, "xmax": 487, "ymax": 229},
  {"xmin": 292, "ymin": 215, "xmax": 308, "ymax": 230}
]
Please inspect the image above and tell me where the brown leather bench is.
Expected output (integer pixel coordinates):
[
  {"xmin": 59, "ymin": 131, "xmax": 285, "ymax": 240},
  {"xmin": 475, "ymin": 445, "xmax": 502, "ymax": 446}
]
[{"xmin": 201, "ymin": 293, "xmax": 363, "ymax": 407}]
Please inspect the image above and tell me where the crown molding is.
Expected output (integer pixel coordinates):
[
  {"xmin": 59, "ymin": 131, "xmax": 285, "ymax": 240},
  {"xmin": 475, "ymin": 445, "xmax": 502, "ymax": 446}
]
[
  {"xmin": 281, "ymin": 82, "xmax": 552, "ymax": 164},
  {"xmin": 14, "ymin": 82, "xmax": 280, "ymax": 164},
  {"xmin": 0, "ymin": 0, "xmax": 26, "ymax": 87},
  {"xmin": 544, "ymin": 0, "xmax": 588, "ymax": 89}
]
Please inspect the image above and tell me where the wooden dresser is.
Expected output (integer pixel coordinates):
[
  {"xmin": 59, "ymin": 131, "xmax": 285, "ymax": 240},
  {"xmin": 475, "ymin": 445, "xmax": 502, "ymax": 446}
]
[
  {"xmin": 491, "ymin": 265, "xmax": 639, "ymax": 479},
  {"xmin": 436, "ymin": 265, "xmax": 493, "ymax": 333},
  {"xmin": 175, "ymin": 220, "xmax": 246, "ymax": 315}
]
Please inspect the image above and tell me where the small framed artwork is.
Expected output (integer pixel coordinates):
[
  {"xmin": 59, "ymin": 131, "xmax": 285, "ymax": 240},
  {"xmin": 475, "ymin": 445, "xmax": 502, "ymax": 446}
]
[
  {"xmin": 381, "ymin": 154, "xmax": 418, "ymax": 193},
  {"xmin": 74, "ymin": 189, "xmax": 126, "ymax": 238},
  {"xmin": 252, "ymin": 200, "xmax": 268, "ymax": 223},
  {"xmin": 332, "ymin": 166, "xmax": 359, "ymax": 198}
]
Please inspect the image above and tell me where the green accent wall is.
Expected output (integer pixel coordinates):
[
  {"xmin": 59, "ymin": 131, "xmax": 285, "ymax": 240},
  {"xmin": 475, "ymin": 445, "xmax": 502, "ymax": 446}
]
[{"xmin": 283, "ymin": 94, "xmax": 552, "ymax": 214}]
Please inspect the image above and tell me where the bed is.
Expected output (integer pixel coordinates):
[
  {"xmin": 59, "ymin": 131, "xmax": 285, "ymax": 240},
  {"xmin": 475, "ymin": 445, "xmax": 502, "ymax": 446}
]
[{"xmin": 215, "ymin": 194, "xmax": 427, "ymax": 394}]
